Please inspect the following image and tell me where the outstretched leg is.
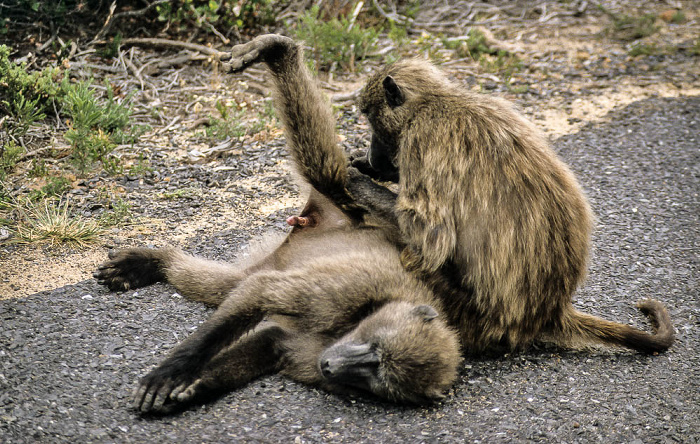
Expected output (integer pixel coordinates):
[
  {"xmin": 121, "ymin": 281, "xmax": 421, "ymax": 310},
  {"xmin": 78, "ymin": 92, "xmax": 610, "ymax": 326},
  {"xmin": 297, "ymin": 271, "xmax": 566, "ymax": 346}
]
[{"xmin": 95, "ymin": 246, "xmax": 278, "ymax": 306}]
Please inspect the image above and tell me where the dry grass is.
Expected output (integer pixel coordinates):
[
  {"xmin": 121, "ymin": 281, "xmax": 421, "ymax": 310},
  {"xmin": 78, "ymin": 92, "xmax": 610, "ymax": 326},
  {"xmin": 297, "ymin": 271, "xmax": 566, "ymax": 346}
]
[{"xmin": 12, "ymin": 199, "xmax": 103, "ymax": 246}]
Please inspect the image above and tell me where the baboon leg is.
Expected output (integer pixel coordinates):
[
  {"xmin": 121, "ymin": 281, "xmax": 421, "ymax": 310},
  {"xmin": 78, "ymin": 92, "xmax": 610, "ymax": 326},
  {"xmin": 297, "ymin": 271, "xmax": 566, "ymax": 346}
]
[
  {"xmin": 168, "ymin": 324, "xmax": 289, "ymax": 408},
  {"xmin": 225, "ymin": 35, "xmax": 363, "ymax": 217},
  {"xmin": 225, "ymin": 35, "xmax": 405, "ymax": 225},
  {"xmin": 346, "ymin": 168, "xmax": 399, "ymax": 228},
  {"xmin": 94, "ymin": 247, "xmax": 171, "ymax": 291},
  {"xmin": 95, "ymin": 247, "xmax": 280, "ymax": 306}
]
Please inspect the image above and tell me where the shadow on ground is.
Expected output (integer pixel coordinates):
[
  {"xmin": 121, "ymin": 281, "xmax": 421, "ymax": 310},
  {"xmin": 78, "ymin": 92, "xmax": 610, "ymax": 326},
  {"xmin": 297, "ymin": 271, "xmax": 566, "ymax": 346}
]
[{"xmin": 1, "ymin": 96, "xmax": 698, "ymax": 443}]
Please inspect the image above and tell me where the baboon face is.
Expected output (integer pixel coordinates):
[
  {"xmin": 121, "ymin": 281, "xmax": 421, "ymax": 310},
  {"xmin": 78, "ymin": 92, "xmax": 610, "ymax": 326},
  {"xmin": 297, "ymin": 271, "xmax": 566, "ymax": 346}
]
[
  {"xmin": 358, "ymin": 73, "xmax": 408, "ymax": 181},
  {"xmin": 319, "ymin": 301, "xmax": 461, "ymax": 403}
]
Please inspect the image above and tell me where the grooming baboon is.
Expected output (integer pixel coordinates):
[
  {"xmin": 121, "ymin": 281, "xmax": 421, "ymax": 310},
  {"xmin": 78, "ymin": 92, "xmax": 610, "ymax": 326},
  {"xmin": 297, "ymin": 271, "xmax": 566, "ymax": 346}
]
[
  {"xmin": 94, "ymin": 35, "xmax": 460, "ymax": 413},
  {"xmin": 352, "ymin": 58, "xmax": 674, "ymax": 353}
]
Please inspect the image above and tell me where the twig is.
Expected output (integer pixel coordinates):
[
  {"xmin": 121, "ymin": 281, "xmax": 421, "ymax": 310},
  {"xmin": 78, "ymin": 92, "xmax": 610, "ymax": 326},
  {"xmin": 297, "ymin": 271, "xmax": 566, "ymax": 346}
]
[
  {"xmin": 372, "ymin": 0, "xmax": 409, "ymax": 25},
  {"xmin": 331, "ymin": 88, "xmax": 362, "ymax": 103},
  {"xmin": 91, "ymin": 1, "xmax": 117, "ymax": 44},
  {"xmin": 346, "ymin": 1, "xmax": 364, "ymax": 31},
  {"xmin": 91, "ymin": 0, "xmax": 171, "ymax": 43},
  {"xmin": 69, "ymin": 62, "xmax": 123, "ymax": 74},
  {"xmin": 119, "ymin": 38, "xmax": 227, "ymax": 59},
  {"xmin": 205, "ymin": 22, "xmax": 230, "ymax": 45},
  {"xmin": 37, "ymin": 32, "xmax": 57, "ymax": 53},
  {"xmin": 157, "ymin": 115, "xmax": 182, "ymax": 135},
  {"xmin": 18, "ymin": 146, "xmax": 69, "ymax": 162},
  {"xmin": 155, "ymin": 53, "xmax": 209, "ymax": 70},
  {"xmin": 120, "ymin": 48, "xmax": 145, "ymax": 90}
]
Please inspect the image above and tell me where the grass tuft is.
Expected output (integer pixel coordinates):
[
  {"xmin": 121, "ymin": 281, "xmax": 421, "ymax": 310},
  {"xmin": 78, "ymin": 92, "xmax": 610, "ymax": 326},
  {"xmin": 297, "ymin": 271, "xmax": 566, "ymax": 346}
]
[{"xmin": 12, "ymin": 199, "xmax": 102, "ymax": 246}]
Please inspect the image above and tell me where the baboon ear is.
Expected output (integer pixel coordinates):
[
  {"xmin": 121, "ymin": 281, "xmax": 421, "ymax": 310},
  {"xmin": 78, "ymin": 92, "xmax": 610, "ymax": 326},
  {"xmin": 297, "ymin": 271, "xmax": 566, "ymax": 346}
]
[
  {"xmin": 412, "ymin": 305, "xmax": 439, "ymax": 322},
  {"xmin": 383, "ymin": 75, "xmax": 405, "ymax": 108}
]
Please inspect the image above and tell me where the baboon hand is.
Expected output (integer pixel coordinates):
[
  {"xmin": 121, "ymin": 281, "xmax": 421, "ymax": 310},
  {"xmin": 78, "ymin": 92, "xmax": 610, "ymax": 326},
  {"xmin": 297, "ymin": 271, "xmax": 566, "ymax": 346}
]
[
  {"xmin": 93, "ymin": 248, "xmax": 165, "ymax": 292},
  {"xmin": 400, "ymin": 245, "xmax": 425, "ymax": 274},
  {"xmin": 223, "ymin": 34, "xmax": 295, "ymax": 74},
  {"xmin": 132, "ymin": 361, "xmax": 199, "ymax": 414}
]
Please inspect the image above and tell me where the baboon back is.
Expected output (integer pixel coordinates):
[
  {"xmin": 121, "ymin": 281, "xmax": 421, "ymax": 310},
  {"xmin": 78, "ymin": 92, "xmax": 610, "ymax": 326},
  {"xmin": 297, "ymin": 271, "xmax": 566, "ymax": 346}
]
[{"xmin": 357, "ymin": 59, "xmax": 673, "ymax": 353}]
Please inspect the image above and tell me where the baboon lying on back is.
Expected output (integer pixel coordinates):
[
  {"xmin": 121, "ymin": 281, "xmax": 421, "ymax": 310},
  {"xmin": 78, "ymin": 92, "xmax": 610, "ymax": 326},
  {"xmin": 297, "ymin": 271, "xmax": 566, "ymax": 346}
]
[
  {"xmin": 95, "ymin": 35, "xmax": 460, "ymax": 414},
  {"xmin": 352, "ymin": 58, "xmax": 674, "ymax": 353}
]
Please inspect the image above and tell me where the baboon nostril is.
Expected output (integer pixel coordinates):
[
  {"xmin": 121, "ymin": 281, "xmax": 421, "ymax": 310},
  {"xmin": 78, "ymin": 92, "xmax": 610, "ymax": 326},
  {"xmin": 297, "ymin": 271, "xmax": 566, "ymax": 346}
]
[{"xmin": 320, "ymin": 359, "xmax": 332, "ymax": 377}]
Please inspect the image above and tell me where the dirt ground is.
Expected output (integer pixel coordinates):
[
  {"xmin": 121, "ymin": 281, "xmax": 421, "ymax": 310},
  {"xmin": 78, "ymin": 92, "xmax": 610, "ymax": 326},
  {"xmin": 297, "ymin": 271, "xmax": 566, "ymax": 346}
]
[{"xmin": 0, "ymin": 1, "xmax": 699, "ymax": 298}]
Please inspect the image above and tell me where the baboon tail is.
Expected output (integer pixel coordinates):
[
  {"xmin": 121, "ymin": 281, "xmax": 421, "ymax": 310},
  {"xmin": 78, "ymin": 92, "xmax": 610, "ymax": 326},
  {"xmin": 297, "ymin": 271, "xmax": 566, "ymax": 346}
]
[{"xmin": 561, "ymin": 299, "xmax": 674, "ymax": 353}]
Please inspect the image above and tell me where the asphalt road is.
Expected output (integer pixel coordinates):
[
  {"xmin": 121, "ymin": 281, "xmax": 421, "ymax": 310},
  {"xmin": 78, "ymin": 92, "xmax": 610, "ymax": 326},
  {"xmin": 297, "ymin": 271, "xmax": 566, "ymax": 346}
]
[{"xmin": 1, "ymin": 96, "xmax": 698, "ymax": 443}]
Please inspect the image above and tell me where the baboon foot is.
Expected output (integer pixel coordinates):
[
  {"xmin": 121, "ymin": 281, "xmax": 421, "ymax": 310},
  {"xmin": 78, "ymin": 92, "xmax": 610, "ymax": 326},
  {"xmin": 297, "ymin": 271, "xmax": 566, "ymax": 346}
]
[
  {"xmin": 223, "ymin": 34, "xmax": 295, "ymax": 74},
  {"xmin": 93, "ymin": 248, "xmax": 166, "ymax": 292}
]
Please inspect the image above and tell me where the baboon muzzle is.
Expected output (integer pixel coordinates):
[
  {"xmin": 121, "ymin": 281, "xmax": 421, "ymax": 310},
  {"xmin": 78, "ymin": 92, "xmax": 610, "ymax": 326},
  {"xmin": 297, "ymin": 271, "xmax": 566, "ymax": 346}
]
[{"xmin": 319, "ymin": 343, "xmax": 380, "ymax": 386}]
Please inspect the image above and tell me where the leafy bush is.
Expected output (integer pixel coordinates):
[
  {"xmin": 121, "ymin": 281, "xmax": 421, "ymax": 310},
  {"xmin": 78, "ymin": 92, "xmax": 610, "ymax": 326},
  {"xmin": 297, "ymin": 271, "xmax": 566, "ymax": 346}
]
[
  {"xmin": 599, "ymin": 6, "xmax": 658, "ymax": 41},
  {"xmin": 0, "ymin": 45, "xmax": 67, "ymax": 119},
  {"xmin": 156, "ymin": 0, "xmax": 275, "ymax": 34},
  {"xmin": 0, "ymin": 140, "xmax": 22, "ymax": 180},
  {"xmin": 443, "ymin": 29, "xmax": 495, "ymax": 60},
  {"xmin": 294, "ymin": 5, "xmax": 379, "ymax": 71},
  {"xmin": 0, "ymin": 46, "xmax": 139, "ymax": 176}
]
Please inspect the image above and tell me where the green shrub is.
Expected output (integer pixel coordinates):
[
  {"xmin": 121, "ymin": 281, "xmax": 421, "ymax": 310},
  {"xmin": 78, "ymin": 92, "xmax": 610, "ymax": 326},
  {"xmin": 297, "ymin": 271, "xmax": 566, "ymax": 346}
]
[
  {"xmin": 443, "ymin": 29, "xmax": 495, "ymax": 60},
  {"xmin": 0, "ymin": 140, "xmax": 22, "ymax": 180},
  {"xmin": 0, "ymin": 45, "xmax": 68, "ymax": 115},
  {"xmin": 156, "ymin": 0, "xmax": 275, "ymax": 34},
  {"xmin": 30, "ymin": 175, "xmax": 72, "ymax": 200},
  {"xmin": 294, "ymin": 5, "xmax": 379, "ymax": 71},
  {"xmin": 599, "ymin": 6, "xmax": 658, "ymax": 41},
  {"xmin": 0, "ymin": 46, "xmax": 139, "ymax": 176},
  {"xmin": 61, "ymin": 81, "xmax": 134, "ymax": 173}
]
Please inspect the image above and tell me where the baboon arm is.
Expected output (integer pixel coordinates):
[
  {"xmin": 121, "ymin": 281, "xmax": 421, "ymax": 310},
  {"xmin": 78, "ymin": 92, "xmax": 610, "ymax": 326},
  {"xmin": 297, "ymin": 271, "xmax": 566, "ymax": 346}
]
[
  {"xmin": 94, "ymin": 247, "xmax": 170, "ymax": 291},
  {"xmin": 163, "ymin": 251, "xmax": 270, "ymax": 306},
  {"xmin": 346, "ymin": 167, "xmax": 399, "ymax": 228},
  {"xmin": 225, "ymin": 35, "xmax": 355, "ymax": 212},
  {"xmin": 133, "ymin": 291, "xmax": 265, "ymax": 413},
  {"xmin": 398, "ymin": 209, "xmax": 457, "ymax": 274},
  {"xmin": 169, "ymin": 325, "xmax": 289, "ymax": 407}
]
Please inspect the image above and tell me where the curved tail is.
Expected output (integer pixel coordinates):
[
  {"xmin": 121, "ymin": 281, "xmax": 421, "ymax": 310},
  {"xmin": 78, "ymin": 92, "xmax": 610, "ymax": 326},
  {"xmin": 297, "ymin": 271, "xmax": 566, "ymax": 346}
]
[{"xmin": 560, "ymin": 299, "xmax": 674, "ymax": 353}]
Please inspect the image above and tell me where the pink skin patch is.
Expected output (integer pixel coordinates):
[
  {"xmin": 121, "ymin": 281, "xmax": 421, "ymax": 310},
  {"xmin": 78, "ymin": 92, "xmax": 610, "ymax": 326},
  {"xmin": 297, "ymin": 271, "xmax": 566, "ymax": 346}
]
[{"xmin": 286, "ymin": 215, "xmax": 313, "ymax": 227}]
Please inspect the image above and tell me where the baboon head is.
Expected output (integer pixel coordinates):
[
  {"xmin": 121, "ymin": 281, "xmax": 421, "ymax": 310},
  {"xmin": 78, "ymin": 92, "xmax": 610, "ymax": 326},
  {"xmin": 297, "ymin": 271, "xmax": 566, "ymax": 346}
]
[
  {"xmin": 357, "ymin": 60, "xmax": 447, "ymax": 182},
  {"xmin": 319, "ymin": 301, "xmax": 461, "ymax": 403}
]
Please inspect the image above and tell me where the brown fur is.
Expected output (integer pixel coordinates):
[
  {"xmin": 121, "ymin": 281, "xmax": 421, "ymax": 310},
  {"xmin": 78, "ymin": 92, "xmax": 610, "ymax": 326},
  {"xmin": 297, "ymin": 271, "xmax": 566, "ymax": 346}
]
[
  {"xmin": 357, "ymin": 59, "xmax": 674, "ymax": 354},
  {"xmin": 94, "ymin": 36, "xmax": 461, "ymax": 413}
]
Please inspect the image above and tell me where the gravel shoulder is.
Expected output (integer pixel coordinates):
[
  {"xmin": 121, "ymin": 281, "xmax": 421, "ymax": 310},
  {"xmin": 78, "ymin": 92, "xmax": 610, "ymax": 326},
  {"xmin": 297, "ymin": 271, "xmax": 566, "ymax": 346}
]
[{"xmin": 1, "ymin": 96, "xmax": 697, "ymax": 443}]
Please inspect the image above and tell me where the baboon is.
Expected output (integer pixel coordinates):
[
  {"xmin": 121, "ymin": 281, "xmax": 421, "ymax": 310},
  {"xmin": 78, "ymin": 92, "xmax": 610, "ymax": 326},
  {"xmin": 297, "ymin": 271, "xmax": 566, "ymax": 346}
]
[
  {"xmin": 94, "ymin": 35, "xmax": 461, "ymax": 413},
  {"xmin": 352, "ymin": 58, "xmax": 674, "ymax": 353}
]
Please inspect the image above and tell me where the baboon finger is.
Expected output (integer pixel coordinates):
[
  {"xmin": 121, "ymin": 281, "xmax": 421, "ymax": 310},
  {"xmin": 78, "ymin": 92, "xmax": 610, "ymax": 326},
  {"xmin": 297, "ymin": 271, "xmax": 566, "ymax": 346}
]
[
  {"xmin": 169, "ymin": 381, "xmax": 190, "ymax": 400},
  {"xmin": 131, "ymin": 384, "xmax": 148, "ymax": 411},
  {"xmin": 173, "ymin": 379, "xmax": 201, "ymax": 403},
  {"xmin": 151, "ymin": 381, "xmax": 175, "ymax": 411},
  {"xmin": 139, "ymin": 385, "xmax": 158, "ymax": 413}
]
